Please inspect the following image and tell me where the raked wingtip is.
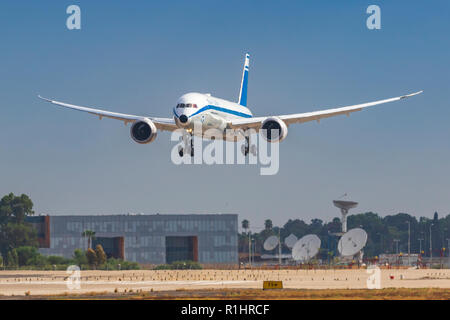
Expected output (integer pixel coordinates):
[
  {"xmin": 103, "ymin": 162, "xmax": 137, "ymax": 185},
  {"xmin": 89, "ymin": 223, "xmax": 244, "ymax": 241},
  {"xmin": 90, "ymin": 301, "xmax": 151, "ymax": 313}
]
[{"xmin": 37, "ymin": 95, "xmax": 52, "ymax": 102}]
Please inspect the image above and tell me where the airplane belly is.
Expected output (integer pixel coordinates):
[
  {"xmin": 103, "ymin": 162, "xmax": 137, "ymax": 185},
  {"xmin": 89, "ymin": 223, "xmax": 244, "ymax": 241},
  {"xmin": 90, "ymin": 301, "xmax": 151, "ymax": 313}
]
[
  {"xmin": 197, "ymin": 112, "xmax": 227, "ymax": 131},
  {"xmin": 190, "ymin": 112, "xmax": 244, "ymax": 141}
]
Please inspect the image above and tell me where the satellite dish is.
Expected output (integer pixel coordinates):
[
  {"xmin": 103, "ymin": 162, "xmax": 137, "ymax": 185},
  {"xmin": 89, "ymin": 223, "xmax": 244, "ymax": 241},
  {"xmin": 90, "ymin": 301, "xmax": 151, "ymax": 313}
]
[
  {"xmin": 333, "ymin": 200, "xmax": 358, "ymax": 211},
  {"xmin": 263, "ymin": 235, "xmax": 279, "ymax": 251},
  {"xmin": 333, "ymin": 200, "xmax": 358, "ymax": 233},
  {"xmin": 284, "ymin": 234, "xmax": 298, "ymax": 249},
  {"xmin": 292, "ymin": 234, "xmax": 321, "ymax": 262},
  {"xmin": 338, "ymin": 228, "xmax": 368, "ymax": 256}
]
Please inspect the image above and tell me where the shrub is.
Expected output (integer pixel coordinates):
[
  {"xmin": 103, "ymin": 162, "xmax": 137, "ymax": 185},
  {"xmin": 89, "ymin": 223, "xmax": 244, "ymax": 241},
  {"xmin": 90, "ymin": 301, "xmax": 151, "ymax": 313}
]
[
  {"xmin": 16, "ymin": 246, "xmax": 40, "ymax": 266},
  {"xmin": 171, "ymin": 260, "xmax": 202, "ymax": 270},
  {"xmin": 47, "ymin": 255, "xmax": 70, "ymax": 265},
  {"xmin": 7, "ymin": 249, "xmax": 18, "ymax": 267},
  {"xmin": 120, "ymin": 260, "xmax": 140, "ymax": 270},
  {"xmin": 26, "ymin": 254, "xmax": 48, "ymax": 267},
  {"xmin": 73, "ymin": 248, "xmax": 87, "ymax": 266},
  {"xmin": 155, "ymin": 260, "xmax": 202, "ymax": 270},
  {"xmin": 86, "ymin": 248, "xmax": 97, "ymax": 268},
  {"xmin": 95, "ymin": 245, "xmax": 107, "ymax": 266},
  {"xmin": 104, "ymin": 258, "xmax": 140, "ymax": 270}
]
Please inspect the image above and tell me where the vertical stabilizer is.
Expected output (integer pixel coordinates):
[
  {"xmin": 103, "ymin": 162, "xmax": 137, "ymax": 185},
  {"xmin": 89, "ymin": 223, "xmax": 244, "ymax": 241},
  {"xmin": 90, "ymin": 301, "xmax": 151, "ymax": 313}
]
[{"xmin": 238, "ymin": 53, "xmax": 250, "ymax": 106}]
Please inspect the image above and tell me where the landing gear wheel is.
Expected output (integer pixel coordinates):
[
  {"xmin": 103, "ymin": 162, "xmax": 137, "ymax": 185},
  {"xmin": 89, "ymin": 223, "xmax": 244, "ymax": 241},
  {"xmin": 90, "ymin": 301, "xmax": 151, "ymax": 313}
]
[
  {"xmin": 241, "ymin": 135, "xmax": 251, "ymax": 156},
  {"xmin": 241, "ymin": 144, "xmax": 249, "ymax": 156},
  {"xmin": 178, "ymin": 146, "xmax": 184, "ymax": 157}
]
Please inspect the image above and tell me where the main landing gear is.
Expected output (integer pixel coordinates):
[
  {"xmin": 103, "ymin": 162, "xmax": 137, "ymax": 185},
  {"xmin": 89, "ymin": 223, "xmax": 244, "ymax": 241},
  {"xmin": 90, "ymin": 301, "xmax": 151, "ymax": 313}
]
[
  {"xmin": 178, "ymin": 131, "xmax": 256, "ymax": 157},
  {"xmin": 241, "ymin": 135, "xmax": 257, "ymax": 156}
]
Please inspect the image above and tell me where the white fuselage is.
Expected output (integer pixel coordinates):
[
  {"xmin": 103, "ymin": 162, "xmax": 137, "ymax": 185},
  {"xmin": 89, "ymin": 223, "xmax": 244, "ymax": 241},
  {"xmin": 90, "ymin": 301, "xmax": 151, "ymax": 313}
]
[{"xmin": 173, "ymin": 92, "xmax": 253, "ymax": 141}]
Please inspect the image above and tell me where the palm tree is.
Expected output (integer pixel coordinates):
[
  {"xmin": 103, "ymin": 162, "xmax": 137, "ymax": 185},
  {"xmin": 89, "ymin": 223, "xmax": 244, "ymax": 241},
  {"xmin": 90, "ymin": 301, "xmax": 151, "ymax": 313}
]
[
  {"xmin": 241, "ymin": 219, "xmax": 251, "ymax": 264},
  {"xmin": 242, "ymin": 219, "xmax": 249, "ymax": 234},
  {"xmin": 82, "ymin": 230, "xmax": 96, "ymax": 249},
  {"xmin": 264, "ymin": 219, "xmax": 273, "ymax": 231}
]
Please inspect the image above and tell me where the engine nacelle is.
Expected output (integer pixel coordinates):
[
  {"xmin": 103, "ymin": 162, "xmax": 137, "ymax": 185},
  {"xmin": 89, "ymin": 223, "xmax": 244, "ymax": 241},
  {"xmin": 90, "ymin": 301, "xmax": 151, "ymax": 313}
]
[
  {"xmin": 130, "ymin": 119, "xmax": 157, "ymax": 144},
  {"xmin": 260, "ymin": 117, "xmax": 288, "ymax": 143}
]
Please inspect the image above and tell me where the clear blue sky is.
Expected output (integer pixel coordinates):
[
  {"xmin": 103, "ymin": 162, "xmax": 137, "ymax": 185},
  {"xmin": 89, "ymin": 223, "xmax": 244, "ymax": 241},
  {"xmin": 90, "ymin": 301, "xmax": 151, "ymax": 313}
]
[{"xmin": 0, "ymin": 1, "xmax": 449, "ymax": 231}]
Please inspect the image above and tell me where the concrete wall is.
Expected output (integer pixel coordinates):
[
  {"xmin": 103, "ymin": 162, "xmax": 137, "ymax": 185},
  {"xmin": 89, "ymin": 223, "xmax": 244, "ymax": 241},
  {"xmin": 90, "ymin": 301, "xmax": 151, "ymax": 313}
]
[{"xmin": 38, "ymin": 214, "xmax": 238, "ymax": 265}]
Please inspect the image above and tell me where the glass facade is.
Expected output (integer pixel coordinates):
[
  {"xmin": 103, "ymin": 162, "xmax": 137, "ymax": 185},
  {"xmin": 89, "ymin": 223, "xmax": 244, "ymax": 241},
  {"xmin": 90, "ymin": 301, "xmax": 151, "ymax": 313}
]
[
  {"xmin": 165, "ymin": 236, "xmax": 196, "ymax": 264},
  {"xmin": 36, "ymin": 214, "xmax": 238, "ymax": 265}
]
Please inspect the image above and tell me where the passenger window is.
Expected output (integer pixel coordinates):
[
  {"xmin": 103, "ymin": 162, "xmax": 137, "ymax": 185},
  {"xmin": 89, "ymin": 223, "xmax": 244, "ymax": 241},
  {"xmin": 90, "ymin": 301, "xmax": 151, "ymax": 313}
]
[
  {"xmin": 186, "ymin": 104, "xmax": 192, "ymax": 108},
  {"xmin": 193, "ymin": 104, "xmax": 197, "ymax": 108}
]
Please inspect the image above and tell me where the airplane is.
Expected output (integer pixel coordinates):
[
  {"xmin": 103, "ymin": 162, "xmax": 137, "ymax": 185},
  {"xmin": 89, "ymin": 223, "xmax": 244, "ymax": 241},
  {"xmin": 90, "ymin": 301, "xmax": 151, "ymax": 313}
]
[{"xmin": 38, "ymin": 53, "xmax": 422, "ymax": 157}]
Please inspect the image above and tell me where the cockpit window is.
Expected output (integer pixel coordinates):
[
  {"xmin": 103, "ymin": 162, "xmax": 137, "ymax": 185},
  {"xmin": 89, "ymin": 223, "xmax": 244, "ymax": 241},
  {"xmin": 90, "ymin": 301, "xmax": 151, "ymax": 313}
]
[{"xmin": 177, "ymin": 103, "xmax": 197, "ymax": 108}]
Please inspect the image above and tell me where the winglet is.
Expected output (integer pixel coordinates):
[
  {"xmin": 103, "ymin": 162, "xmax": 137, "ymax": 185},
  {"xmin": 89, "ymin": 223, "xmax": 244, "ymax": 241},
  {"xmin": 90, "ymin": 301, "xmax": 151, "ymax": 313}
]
[
  {"xmin": 238, "ymin": 53, "xmax": 250, "ymax": 106},
  {"xmin": 38, "ymin": 95, "xmax": 53, "ymax": 102},
  {"xmin": 400, "ymin": 90, "xmax": 423, "ymax": 99}
]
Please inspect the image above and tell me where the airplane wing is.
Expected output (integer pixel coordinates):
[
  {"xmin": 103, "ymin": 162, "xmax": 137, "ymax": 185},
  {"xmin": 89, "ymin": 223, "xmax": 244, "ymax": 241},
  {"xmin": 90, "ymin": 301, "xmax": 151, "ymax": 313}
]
[
  {"xmin": 229, "ymin": 91, "xmax": 423, "ymax": 130},
  {"xmin": 38, "ymin": 95, "xmax": 178, "ymax": 132}
]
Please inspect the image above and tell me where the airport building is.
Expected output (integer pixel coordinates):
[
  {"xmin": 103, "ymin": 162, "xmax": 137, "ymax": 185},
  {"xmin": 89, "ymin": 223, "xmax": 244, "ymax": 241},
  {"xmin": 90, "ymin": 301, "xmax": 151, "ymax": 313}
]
[{"xmin": 26, "ymin": 214, "xmax": 238, "ymax": 265}]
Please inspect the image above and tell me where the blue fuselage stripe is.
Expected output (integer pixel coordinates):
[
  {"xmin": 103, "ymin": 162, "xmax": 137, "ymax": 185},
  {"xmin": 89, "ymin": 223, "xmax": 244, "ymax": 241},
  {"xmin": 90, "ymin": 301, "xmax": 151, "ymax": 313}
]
[
  {"xmin": 189, "ymin": 105, "xmax": 252, "ymax": 118},
  {"xmin": 173, "ymin": 105, "xmax": 252, "ymax": 119}
]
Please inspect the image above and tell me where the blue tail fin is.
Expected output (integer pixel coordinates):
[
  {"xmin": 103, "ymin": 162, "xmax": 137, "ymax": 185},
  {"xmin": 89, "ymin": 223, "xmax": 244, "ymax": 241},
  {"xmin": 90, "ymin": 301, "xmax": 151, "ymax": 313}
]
[{"xmin": 238, "ymin": 53, "xmax": 250, "ymax": 106}]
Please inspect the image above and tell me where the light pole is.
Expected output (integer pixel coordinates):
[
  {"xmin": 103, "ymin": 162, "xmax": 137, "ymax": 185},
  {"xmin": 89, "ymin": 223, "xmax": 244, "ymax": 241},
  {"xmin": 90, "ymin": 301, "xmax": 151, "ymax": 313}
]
[
  {"xmin": 394, "ymin": 239, "xmax": 400, "ymax": 255},
  {"xmin": 378, "ymin": 233, "xmax": 383, "ymax": 255},
  {"xmin": 406, "ymin": 221, "xmax": 411, "ymax": 265},
  {"xmin": 394, "ymin": 239, "xmax": 400, "ymax": 267},
  {"xmin": 447, "ymin": 239, "xmax": 450, "ymax": 266},
  {"xmin": 418, "ymin": 238, "xmax": 424, "ymax": 255},
  {"xmin": 429, "ymin": 223, "xmax": 433, "ymax": 267},
  {"xmin": 250, "ymin": 237, "xmax": 255, "ymax": 267},
  {"xmin": 278, "ymin": 228, "xmax": 282, "ymax": 267},
  {"xmin": 248, "ymin": 231, "xmax": 251, "ymax": 266}
]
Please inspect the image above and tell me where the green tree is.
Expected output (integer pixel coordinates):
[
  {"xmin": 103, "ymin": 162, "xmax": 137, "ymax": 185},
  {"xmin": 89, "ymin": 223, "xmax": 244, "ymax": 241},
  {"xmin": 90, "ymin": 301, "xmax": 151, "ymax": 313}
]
[
  {"xmin": 85, "ymin": 248, "xmax": 97, "ymax": 268},
  {"xmin": 282, "ymin": 219, "xmax": 309, "ymax": 238},
  {"xmin": 0, "ymin": 223, "xmax": 37, "ymax": 252},
  {"xmin": 433, "ymin": 212, "xmax": 439, "ymax": 223},
  {"xmin": 81, "ymin": 230, "xmax": 96, "ymax": 249},
  {"xmin": 0, "ymin": 193, "xmax": 37, "ymax": 259},
  {"xmin": 73, "ymin": 248, "xmax": 88, "ymax": 266},
  {"xmin": 241, "ymin": 219, "xmax": 249, "ymax": 234},
  {"xmin": 16, "ymin": 246, "xmax": 40, "ymax": 266},
  {"xmin": 95, "ymin": 244, "xmax": 107, "ymax": 266},
  {"xmin": 0, "ymin": 193, "xmax": 34, "ymax": 224},
  {"xmin": 6, "ymin": 249, "xmax": 18, "ymax": 267},
  {"xmin": 27, "ymin": 253, "xmax": 48, "ymax": 267}
]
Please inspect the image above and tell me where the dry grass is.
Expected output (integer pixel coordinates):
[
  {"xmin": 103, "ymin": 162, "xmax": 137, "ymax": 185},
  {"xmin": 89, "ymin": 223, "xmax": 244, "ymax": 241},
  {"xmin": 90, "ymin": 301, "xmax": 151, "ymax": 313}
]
[
  {"xmin": 23, "ymin": 288, "xmax": 450, "ymax": 300},
  {"xmin": 132, "ymin": 288, "xmax": 450, "ymax": 300}
]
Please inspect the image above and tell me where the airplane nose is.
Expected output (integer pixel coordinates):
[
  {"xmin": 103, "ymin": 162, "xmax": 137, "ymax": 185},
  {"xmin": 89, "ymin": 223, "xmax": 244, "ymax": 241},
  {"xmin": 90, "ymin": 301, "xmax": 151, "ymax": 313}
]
[{"xmin": 179, "ymin": 115, "xmax": 188, "ymax": 124}]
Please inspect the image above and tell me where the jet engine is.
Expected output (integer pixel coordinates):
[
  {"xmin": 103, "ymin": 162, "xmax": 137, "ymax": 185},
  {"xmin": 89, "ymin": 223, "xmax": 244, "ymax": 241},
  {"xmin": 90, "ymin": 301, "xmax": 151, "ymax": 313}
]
[
  {"xmin": 130, "ymin": 119, "xmax": 157, "ymax": 144},
  {"xmin": 260, "ymin": 117, "xmax": 288, "ymax": 143}
]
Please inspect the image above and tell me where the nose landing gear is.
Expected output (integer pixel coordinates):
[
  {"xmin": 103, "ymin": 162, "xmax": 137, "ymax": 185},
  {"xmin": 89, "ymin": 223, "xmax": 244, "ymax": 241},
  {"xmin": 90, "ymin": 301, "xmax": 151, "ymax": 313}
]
[{"xmin": 178, "ymin": 131, "xmax": 194, "ymax": 157}]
